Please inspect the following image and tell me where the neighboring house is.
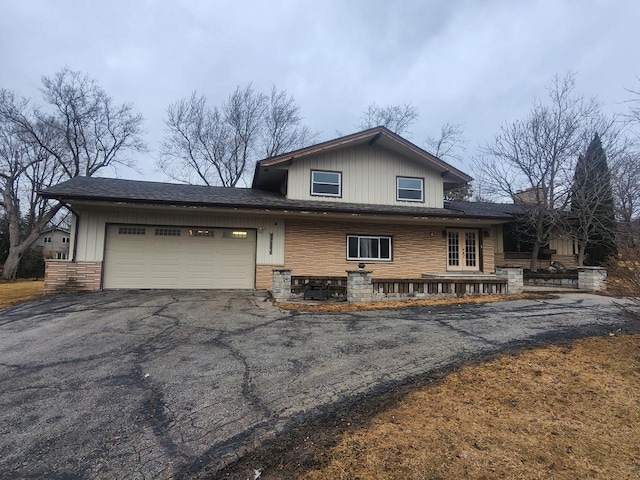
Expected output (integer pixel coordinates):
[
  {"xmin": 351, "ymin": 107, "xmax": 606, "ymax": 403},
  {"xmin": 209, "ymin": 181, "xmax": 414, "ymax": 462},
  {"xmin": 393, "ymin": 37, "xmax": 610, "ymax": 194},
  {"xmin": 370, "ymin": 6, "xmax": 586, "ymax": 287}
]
[
  {"xmin": 39, "ymin": 127, "xmax": 576, "ymax": 291},
  {"xmin": 33, "ymin": 227, "xmax": 70, "ymax": 260}
]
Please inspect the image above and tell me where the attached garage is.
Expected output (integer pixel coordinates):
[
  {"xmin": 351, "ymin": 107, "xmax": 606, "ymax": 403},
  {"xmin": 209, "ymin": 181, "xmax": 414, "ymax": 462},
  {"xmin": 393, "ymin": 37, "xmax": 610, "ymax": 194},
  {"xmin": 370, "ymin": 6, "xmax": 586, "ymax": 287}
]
[{"xmin": 103, "ymin": 224, "xmax": 256, "ymax": 289}]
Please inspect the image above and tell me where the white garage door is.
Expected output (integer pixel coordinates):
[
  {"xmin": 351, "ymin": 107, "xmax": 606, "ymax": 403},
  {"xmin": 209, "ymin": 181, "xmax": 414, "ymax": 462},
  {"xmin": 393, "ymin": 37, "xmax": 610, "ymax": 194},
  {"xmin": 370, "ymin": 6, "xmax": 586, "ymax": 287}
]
[{"xmin": 103, "ymin": 225, "xmax": 256, "ymax": 289}]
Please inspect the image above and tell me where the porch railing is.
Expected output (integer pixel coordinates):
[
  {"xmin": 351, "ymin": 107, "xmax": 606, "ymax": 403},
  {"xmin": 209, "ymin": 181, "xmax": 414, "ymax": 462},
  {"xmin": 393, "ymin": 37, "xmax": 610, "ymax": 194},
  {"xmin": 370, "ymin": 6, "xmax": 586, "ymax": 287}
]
[{"xmin": 372, "ymin": 278, "xmax": 508, "ymax": 297}]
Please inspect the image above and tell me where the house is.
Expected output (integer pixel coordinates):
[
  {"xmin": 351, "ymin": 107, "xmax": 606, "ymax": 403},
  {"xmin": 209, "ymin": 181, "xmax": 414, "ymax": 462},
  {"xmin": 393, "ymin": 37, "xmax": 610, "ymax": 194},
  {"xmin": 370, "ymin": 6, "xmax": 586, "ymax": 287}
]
[
  {"xmin": 39, "ymin": 127, "xmax": 576, "ymax": 293},
  {"xmin": 33, "ymin": 227, "xmax": 70, "ymax": 260}
]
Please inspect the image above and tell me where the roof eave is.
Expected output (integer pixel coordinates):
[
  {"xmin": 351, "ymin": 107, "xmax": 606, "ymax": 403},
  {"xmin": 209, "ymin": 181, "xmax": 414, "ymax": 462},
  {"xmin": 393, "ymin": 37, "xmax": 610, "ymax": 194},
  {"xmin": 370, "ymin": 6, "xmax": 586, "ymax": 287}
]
[{"xmin": 46, "ymin": 194, "xmax": 513, "ymax": 221}]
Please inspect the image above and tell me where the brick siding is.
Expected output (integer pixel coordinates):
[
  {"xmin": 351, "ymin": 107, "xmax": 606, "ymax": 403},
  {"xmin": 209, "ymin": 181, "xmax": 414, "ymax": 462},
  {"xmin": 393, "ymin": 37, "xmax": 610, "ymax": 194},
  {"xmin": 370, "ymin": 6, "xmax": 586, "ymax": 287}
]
[
  {"xmin": 45, "ymin": 260, "xmax": 102, "ymax": 294},
  {"xmin": 284, "ymin": 219, "xmax": 495, "ymax": 278},
  {"xmin": 255, "ymin": 264, "xmax": 280, "ymax": 290}
]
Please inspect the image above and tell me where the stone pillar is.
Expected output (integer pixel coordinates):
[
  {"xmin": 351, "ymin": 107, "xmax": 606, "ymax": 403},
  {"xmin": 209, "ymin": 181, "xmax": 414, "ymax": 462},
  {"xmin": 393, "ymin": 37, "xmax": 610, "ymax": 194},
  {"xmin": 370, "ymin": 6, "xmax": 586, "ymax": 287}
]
[
  {"xmin": 272, "ymin": 269, "xmax": 292, "ymax": 301},
  {"xmin": 346, "ymin": 270, "xmax": 373, "ymax": 303},
  {"xmin": 496, "ymin": 266, "xmax": 523, "ymax": 294},
  {"xmin": 578, "ymin": 267, "xmax": 607, "ymax": 291}
]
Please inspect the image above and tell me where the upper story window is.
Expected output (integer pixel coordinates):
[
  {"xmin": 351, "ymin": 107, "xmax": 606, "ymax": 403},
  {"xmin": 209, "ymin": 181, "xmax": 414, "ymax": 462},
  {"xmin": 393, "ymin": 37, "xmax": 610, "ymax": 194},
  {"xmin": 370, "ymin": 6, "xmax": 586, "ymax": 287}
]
[
  {"xmin": 62, "ymin": 237, "xmax": 70, "ymax": 243},
  {"xmin": 397, "ymin": 177, "xmax": 424, "ymax": 202},
  {"xmin": 311, "ymin": 170, "xmax": 341, "ymax": 197},
  {"xmin": 43, "ymin": 237, "xmax": 52, "ymax": 243}
]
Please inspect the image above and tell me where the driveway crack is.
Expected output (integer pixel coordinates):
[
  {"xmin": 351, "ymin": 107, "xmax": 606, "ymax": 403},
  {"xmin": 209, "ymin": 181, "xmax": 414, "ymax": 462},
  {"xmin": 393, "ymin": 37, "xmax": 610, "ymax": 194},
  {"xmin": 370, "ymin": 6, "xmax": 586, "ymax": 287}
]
[{"xmin": 210, "ymin": 336, "xmax": 271, "ymax": 418}]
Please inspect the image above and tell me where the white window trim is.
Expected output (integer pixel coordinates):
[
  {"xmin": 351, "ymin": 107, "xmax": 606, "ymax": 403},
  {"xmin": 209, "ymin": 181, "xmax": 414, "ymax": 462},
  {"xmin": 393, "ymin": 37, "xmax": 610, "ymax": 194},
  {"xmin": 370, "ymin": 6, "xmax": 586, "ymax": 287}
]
[
  {"xmin": 346, "ymin": 235, "xmax": 392, "ymax": 261},
  {"xmin": 311, "ymin": 170, "xmax": 342, "ymax": 197},
  {"xmin": 397, "ymin": 177, "xmax": 424, "ymax": 202}
]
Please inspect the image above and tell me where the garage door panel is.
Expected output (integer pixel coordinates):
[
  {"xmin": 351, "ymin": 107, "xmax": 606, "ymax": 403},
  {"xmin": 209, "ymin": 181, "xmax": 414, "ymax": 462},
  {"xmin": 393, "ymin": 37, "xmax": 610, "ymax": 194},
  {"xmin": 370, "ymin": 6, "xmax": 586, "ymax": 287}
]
[{"xmin": 104, "ymin": 225, "xmax": 256, "ymax": 289}]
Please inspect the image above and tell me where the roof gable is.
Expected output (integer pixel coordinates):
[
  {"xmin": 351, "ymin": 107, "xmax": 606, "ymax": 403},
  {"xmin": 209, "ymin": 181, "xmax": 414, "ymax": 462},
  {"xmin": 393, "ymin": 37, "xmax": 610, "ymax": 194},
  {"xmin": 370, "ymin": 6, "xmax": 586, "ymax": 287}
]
[{"xmin": 252, "ymin": 126, "xmax": 472, "ymax": 190}]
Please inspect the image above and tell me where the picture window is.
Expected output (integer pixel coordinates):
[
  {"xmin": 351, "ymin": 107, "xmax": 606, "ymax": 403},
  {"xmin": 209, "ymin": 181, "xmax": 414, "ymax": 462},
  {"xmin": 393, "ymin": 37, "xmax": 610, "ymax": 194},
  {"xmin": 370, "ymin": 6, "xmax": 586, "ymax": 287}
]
[{"xmin": 347, "ymin": 235, "xmax": 392, "ymax": 261}]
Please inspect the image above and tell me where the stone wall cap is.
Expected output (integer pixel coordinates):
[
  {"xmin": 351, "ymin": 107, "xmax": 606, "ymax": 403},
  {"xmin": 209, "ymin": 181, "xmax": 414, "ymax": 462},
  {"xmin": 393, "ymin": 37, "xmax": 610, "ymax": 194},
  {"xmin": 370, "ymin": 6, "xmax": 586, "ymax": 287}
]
[
  {"xmin": 272, "ymin": 268, "xmax": 291, "ymax": 273},
  {"xmin": 577, "ymin": 266, "xmax": 606, "ymax": 270},
  {"xmin": 346, "ymin": 270, "xmax": 373, "ymax": 274}
]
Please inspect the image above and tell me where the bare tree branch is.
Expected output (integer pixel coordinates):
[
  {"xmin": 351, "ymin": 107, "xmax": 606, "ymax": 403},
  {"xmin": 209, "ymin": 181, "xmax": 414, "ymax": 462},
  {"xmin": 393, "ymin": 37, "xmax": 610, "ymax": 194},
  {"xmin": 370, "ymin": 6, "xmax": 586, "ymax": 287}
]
[
  {"xmin": 262, "ymin": 85, "xmax": 317, "ymax": 158},
  {"xmin": 0, "ymin": 68, "xmax": 145, "ymax": 279},
  {"xmin": 425, "ymin": 122, "xmax": 466, "ymax": 163},
  {"xmin": 358, "ymin": 103, "xmax": 418, "ymax": 136},
  {"xmin": 159, "ymin": 84, "xmax": 315, "ymax": 187},
  {"xmin": 473, "ymin": 72, "xmax": 604, "ymax": 270}
]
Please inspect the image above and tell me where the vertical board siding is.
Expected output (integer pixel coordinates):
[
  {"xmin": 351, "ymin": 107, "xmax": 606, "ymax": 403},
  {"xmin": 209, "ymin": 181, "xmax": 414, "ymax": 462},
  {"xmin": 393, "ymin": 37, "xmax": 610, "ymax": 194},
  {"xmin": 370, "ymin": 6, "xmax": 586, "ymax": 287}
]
[
  {"xmin": 549, "ymin": 236, "xmax": 575, "ymax": 256},
  {"xmin": 286, "ymin": 144, "xmax": 444, "ymax": 207},
  {"xmin": 494, "ymin": 225, "xmax": 504, "ymax": 253},
  {"xmin": 75, "ymin": 206, "xmax": 285, "ymax": 265}
]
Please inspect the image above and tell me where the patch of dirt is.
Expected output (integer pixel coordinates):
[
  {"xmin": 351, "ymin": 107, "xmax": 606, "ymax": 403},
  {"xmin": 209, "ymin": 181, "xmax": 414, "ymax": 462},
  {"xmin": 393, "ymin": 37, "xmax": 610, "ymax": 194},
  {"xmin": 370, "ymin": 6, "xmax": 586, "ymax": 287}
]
[
  {"xmin": 214, "ymin": 334, "xmax": 640, "ymax": 480},
  {"xmin": 0, "ymin": 280, "xmax": 45, "ymax": 309},
  {"xmin": 275, "ymin": 293, "xmax": 553, "ymax": 313}
]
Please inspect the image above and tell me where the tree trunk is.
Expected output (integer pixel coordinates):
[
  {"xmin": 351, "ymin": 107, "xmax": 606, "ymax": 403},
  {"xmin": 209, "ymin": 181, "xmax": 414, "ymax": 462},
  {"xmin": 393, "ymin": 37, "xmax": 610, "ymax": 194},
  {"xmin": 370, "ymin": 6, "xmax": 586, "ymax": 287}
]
[
  {"xmin": 0, "ymin": 250, "xmax": 22, "ymax": 280},
  {"xmin": 0, "ymin": 202, "xmax": 62, "ymax": 280},
  {"xmin": 530, "ymin": 241, "xmax": 540, "ymax": 272},
  {"xmin": 577, "ymin": 244, "xmax": 586, "ymax": 267}
]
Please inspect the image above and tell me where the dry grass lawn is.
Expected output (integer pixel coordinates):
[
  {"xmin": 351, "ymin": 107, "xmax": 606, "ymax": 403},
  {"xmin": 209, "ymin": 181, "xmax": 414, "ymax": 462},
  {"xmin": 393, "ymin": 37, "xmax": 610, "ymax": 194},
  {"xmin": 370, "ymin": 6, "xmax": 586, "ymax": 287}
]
[
  {"xmin": 300, "ymin": 335, "xmax": 640, "ymax": 480},
  {"xmin": 0, "ymin": 280, "xmax": 45, "ymax": 309}
]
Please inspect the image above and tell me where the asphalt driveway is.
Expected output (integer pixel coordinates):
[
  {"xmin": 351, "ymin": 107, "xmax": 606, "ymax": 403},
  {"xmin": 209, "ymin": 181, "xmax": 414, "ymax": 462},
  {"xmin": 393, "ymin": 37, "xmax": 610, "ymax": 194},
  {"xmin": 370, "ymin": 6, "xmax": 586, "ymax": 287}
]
[{"xmin": 0, "ymin": 291, "xmax": 637, "ymax": 479}]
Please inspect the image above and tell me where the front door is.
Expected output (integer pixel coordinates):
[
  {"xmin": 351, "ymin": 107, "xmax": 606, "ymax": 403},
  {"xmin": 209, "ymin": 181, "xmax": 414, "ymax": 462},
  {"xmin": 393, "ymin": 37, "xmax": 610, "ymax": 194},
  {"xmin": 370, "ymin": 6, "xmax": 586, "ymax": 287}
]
[{"xmin": 447, "ymin": 229, "xmax": 479, "ymax": 271}]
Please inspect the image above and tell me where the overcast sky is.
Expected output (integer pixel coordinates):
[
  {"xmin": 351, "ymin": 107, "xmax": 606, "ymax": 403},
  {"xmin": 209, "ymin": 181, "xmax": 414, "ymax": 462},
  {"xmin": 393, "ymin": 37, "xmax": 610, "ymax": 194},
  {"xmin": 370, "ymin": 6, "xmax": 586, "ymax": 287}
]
[{"xmin": 1, "ymin": 0, "xmax": 638, "ymax": 184}]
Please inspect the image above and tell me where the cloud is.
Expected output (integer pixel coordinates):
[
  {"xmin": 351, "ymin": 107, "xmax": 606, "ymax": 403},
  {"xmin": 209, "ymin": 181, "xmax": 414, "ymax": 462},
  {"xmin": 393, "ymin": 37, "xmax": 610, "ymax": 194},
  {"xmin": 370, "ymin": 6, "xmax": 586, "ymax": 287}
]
[{"xmin": 1, "ymin": 0, "xmax": 638, "ymax": 179}]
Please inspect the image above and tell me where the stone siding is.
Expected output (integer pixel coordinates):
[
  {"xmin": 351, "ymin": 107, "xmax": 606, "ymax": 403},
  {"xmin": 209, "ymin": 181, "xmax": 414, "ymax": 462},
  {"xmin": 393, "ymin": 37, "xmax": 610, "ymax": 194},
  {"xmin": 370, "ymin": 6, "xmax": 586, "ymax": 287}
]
[
  {"xmin": 271, "ymin": 269, "xmax": 292, "ymax": 301},
  {"xmin": 578, "ymin": 267, "xmax": 607, "ymax": 291},
  {"xmin": 346, "ymin": 270, "xmax": 373, "ymax": 303},
  {"xmin": 495, "ymin": 266, "xmax": 524, "ymax": 294},
  {"xmin": 45, "ymin": 260, "xmax": 102, "ymax": 294}
]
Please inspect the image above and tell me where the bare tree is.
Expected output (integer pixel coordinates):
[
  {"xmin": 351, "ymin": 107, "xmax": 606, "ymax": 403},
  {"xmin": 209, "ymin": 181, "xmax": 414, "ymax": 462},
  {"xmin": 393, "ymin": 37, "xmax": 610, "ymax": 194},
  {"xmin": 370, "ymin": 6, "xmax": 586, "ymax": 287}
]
[
  {"xmin": 160, "ymin": 84, "xmax": 314, "ymax": 187},
  {"xmin": 424, "ymin": 122, "xmax": 470, "ymax": 200},
  {"xmin": 473, "ymin": 72, "xmax": 603, "ymax": 271},
  {"xmin": 627, "ymin": 79, "xmax": 640, "ymax": 130},
  {"xmin": 0, "ymin": 69, "xmax": 145, "ymax": 279},
  {"xmin": 262, "ymin": 86, "xmax": 317, "ymax": 158},
  {"xmin": 159, "ymin": 92, "xmax": 224, "ymax": 186},
  {"xmin": 425, "ymin": 122, "xmax": 466, "ymax": 163},
  {"xmin": 611, "ymin": 150, "xmax": 640, "ymax": 246},
  {"xmin": 0, "ymin": 92, "xmax": 64, "ymax": 279},
  {"xmin": 358, "ymin": 103, "xmax": 418, "ymax": 136}
]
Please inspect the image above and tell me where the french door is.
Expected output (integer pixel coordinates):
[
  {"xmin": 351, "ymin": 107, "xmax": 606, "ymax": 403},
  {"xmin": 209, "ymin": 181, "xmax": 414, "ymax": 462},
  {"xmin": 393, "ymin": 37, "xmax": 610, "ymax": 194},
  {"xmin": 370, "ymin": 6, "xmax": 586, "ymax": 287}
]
[{"xmin": 447, "ymin": 229, "xmax": 479, "ymax": 271}]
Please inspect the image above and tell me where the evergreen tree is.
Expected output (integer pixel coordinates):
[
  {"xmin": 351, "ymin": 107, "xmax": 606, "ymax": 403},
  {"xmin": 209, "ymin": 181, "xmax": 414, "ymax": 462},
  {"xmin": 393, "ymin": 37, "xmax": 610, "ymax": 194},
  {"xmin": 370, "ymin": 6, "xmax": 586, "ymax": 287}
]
[{"xmin": 571, "ymin": 133, "xmax": 617, "ymax": 265}]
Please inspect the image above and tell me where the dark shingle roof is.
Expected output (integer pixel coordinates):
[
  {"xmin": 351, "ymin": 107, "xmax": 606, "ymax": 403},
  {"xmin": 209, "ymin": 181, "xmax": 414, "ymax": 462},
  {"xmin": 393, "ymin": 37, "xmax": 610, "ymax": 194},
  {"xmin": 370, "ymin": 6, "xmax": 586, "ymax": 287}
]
[
  {"xmin": 41, "ymin": 177, "xmax": 517, "ymax": 220},
  {"xmin": 446, "ymin": 200, "xmax": 524, "ymax": 217}
]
